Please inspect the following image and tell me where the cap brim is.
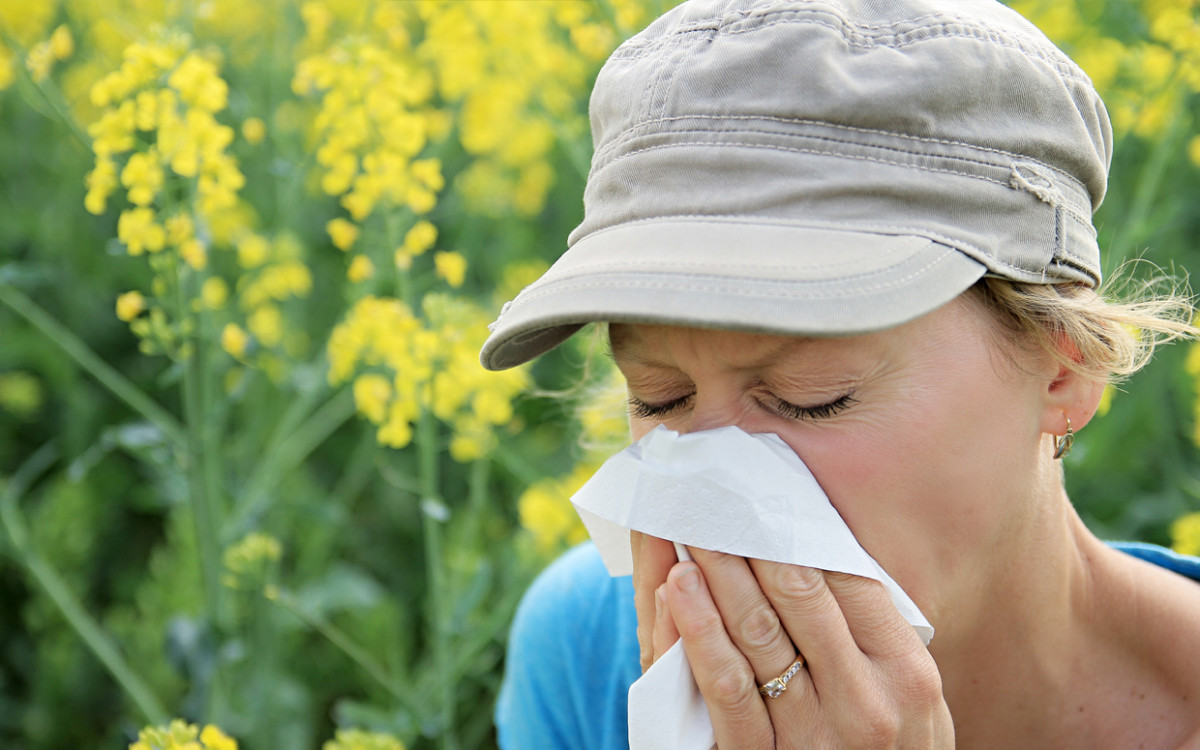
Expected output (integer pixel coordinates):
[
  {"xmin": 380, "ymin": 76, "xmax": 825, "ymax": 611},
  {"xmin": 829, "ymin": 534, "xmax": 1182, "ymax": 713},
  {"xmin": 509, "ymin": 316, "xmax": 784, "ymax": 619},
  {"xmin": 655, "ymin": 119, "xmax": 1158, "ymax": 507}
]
[{"xmin": 480, "ymin": 219, "xmax": 987, "ymax": 370}]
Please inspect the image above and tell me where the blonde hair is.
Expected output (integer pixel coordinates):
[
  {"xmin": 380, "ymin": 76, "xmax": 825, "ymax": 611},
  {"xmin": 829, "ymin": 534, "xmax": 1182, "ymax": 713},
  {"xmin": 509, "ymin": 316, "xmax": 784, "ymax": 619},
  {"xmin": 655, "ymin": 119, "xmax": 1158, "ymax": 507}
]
[{"xmin": 967, "ymin": 265, "xmax": 1197, "ymax": 383}]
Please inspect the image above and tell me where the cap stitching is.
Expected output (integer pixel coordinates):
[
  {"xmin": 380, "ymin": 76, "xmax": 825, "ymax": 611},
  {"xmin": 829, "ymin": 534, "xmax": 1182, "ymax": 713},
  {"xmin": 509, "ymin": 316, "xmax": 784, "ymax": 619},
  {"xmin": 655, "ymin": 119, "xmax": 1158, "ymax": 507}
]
[
  {"xmin": 567, "ymin": 214, "xmax": 1077, "ymax": 278},
  {"xmin": 726, "ymin": 16, "xmax": 1087, "ymax": 81},
  {"xmin": 598, "ymin": 113, "xmax": 1092, "ymax": 199},
  {"xmin": 545, "ymin": 241, "xmax": 933, "ymax": 276},
  {"xmin": 598, "ymin": 139, "xmax": 1094, "ymax": 228},
  {"xmin": 613, "ymin": 6, "xmax": 1087, "ymax": 83},
  {"xmin": 508, "ymin": 249, "xmax": 969, "ymax": 300}
]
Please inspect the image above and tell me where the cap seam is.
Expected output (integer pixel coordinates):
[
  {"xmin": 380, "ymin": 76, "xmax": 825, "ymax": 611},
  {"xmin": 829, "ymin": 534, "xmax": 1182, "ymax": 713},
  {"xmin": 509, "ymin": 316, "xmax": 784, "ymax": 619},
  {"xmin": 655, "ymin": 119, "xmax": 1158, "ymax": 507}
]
[
  {"xmin": 612, "ymin": 5, "xmax": 1087, "ymax": 84},
  {"xmin": 598, "ymin": 114, "xmax": 1091, "ymax": 200},
  {"xmin": 564, "ymin": 215, "xmax": 1056, "ymax": 279},
  {"xmin": 724, "ymin": 14, "xmax": 1089, "ymax": 83},
  {"xmin": 604, "ymin": 129, "xmax": 1092, "ymax": 221},
  {"xmin": 508, "ymin": 251, "xmax": 968, "ymax": 301},
  {"xmin": 542, "ymin": 241, "xmax": 934, "ymax": 277},
  {"xmin": 595, "ymin": 139, "xmax": 1095, "ymax": 229}
]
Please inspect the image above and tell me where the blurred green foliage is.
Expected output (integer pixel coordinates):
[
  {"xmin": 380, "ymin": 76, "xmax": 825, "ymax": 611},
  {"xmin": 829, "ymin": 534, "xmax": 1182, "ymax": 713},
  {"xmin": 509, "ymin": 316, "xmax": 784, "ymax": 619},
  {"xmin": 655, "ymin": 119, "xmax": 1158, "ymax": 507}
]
[{"xmin": 0, "ymin": 1, "xmax": 1196, "ymax": 749}]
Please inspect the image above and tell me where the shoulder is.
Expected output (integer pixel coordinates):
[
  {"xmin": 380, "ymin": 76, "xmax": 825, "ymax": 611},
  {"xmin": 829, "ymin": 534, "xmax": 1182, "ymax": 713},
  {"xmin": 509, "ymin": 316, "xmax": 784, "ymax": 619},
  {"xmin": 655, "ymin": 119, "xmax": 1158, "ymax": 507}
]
[
  {"xmin": 496, "ymin": 543, "xmax": 641, "ymax": 750},
  {"xmin": 1104, "ymin": 541, "xmax": 1200, "ymax": 744},
  {"xmin": 1108, "ymin": 541, "xmax": 1200, "ymax": 583}
]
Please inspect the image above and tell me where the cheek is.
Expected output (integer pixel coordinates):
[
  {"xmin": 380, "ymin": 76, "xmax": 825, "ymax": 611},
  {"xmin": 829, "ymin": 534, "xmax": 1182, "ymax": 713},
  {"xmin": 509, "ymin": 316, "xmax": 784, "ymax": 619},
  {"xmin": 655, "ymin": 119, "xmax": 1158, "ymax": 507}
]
[{"xmin": 775, "ymin": 368, "xmax": 1037, "ymax": 609}]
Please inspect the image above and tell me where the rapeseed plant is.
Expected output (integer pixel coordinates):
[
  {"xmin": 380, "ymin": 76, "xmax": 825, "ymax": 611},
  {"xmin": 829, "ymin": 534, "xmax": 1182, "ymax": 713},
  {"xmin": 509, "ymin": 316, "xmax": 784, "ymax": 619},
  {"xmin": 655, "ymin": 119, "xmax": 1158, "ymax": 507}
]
[{"xmin": 2, "ymin": 1, "xmax": 1195, "ymax": 748}]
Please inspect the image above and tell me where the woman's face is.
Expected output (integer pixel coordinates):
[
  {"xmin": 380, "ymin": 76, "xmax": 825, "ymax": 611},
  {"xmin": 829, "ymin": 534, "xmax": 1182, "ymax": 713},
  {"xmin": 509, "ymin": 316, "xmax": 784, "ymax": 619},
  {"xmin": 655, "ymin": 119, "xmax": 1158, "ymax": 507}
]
[{"xmin": 610, "ymin": 297, "xmax": 1057, "ymax": 625}]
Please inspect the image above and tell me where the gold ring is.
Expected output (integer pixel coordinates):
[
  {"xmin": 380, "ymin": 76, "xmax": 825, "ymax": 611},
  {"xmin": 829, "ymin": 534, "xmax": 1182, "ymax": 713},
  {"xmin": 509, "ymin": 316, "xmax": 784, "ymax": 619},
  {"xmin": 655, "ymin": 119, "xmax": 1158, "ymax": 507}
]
[{"xmin": 757, "ymin": 656, "xmax": 806, "ymax": 698}]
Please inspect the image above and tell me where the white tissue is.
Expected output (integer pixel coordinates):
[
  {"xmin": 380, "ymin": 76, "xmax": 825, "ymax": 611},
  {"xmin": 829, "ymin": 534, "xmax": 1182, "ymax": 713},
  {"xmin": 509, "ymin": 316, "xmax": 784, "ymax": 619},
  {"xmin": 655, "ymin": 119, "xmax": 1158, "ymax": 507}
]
[{"xmin": 569, "ymin": 425, "xmax": 933, "ymax": 750}]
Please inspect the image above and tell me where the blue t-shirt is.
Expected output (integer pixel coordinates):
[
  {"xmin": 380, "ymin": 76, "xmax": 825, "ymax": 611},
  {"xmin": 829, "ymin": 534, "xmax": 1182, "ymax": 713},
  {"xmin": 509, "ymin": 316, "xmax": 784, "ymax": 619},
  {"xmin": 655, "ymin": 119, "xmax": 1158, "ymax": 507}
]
[{"xmin": 495, "ymin": 541, "xmax": 1200, "ymax": 750}]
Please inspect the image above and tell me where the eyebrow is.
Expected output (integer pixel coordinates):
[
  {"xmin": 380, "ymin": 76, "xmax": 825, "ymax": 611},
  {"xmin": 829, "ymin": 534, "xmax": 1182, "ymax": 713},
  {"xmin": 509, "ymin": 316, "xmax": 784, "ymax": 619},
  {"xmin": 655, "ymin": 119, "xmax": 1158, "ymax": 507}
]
[{"xmin": 608, "ymin": 328, "xmax": 807, "ymax": 372}]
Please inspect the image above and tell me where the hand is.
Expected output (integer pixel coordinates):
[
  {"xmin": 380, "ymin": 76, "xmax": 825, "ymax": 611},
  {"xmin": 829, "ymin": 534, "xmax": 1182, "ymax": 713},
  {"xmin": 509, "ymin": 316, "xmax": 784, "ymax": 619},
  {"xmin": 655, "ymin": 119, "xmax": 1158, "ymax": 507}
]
[{"xmin": 630, "ymin": 532, "xmax": 954, "ymax": 749}]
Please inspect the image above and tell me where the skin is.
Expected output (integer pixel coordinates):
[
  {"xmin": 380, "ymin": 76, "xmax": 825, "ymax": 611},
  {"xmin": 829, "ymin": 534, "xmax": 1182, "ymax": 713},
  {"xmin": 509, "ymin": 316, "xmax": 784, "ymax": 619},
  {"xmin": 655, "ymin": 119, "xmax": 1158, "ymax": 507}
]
[{"xmin": 611, "ymin": 297, "xmax": 1200, "ymax": 749}]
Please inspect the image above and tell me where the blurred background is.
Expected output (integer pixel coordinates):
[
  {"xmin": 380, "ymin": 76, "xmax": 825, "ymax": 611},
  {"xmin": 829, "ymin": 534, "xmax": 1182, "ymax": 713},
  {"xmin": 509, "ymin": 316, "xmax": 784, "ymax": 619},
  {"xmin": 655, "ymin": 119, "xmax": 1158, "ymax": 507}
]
[{"xmin": 0, "ymin": 1, "xmax": 1196, "ymax": 748}]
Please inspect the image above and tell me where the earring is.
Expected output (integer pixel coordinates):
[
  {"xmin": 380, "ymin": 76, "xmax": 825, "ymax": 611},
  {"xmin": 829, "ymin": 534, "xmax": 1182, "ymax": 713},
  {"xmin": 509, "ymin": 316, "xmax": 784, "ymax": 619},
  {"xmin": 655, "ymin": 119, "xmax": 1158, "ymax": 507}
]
[{"xmin": 1053, "ymin": 416, "xmax": 1074, "ymax": 460}]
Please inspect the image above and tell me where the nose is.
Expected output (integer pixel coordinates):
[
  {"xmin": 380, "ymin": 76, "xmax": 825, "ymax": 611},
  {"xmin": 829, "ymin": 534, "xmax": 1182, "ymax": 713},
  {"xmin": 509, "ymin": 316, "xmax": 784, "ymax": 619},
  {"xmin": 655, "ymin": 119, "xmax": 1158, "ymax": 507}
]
[{"xmin": 676, "ymin": 391, "xmax": 770, "ymax": 436}]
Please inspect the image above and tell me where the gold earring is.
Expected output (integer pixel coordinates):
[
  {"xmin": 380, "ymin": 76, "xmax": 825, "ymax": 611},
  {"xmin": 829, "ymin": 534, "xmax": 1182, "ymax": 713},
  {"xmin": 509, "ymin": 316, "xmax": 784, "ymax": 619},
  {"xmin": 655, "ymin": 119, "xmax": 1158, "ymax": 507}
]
[{"xmin": 1053, "ymin": 416, "xmax": 1074, "ymax": 460}]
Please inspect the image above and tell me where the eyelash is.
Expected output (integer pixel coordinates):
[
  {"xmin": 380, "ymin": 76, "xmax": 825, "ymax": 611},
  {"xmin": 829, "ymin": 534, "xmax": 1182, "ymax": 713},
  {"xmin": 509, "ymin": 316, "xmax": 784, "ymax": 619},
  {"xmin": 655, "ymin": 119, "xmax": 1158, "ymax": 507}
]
[{"xmin": 627, "ymin": 391, "xmax": 858, "ymax": 422}]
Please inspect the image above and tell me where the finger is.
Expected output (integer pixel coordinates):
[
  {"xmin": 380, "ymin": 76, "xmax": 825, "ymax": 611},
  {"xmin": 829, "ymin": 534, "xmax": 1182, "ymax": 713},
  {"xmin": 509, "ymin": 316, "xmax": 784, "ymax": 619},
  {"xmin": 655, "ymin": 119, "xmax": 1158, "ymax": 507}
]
[
  {"xmin": 632, "ymin": 532, "xmax": 678, "ymax": 673},
  {"xmin": 651, "ymin": 584, "xmax": 680, "ymax": 662},
  {"xmin": 749, "ymin": 561, "xmax": 863, "ymax": 683},
  {"xmin": 821, "ymin": 572, "xmax": 945, "ymax": 710},
  {"xmin": 822, "ymin": 571, "xmax": 927, "ymax": 660},
  {"xmin": 665, "ymin": 563, "xmax": 774, "ymax": 750},
  {"xmin": 689, "ymin": 548, "xmax": 799, "ymax": 684}
]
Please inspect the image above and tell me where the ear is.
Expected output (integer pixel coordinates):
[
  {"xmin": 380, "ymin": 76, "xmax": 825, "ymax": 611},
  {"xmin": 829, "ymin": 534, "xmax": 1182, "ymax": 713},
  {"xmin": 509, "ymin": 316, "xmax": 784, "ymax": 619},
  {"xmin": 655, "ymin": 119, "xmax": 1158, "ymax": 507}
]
[{"xmin": 1039, "ymin": 362, "xmax": 1107, "ymax": 437}]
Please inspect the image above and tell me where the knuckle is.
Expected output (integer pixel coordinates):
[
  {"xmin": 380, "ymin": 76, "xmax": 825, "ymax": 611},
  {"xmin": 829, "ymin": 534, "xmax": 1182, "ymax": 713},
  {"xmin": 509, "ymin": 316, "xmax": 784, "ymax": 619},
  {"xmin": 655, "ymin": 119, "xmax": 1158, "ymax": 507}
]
[
  {"xmin": 773, "ymin": 564, "xmax": 826, "ymax": 600},
  {"xmin": 708, "ymin": 667, "xmax": 758, "ymax": 712},
  {"xmin": 855, "ymin": 703, "xmax": 901, "ymax": 748},
  {"xmin": 897, "ymin": 654, "xmax": 946, "ymax": 706},
  {"xmin": 734, "ymin": 605, "xmax": 783, "ymax": 651},
  {"xmin": 680, "ymin": 608, "xmax": 724, "ymax": 640}
]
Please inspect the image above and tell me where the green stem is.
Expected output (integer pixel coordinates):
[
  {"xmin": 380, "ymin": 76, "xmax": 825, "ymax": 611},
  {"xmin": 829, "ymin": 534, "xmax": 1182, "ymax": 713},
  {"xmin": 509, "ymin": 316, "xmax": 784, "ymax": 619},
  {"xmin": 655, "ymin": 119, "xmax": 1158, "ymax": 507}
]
[
  {"xmin": 0, "ymin": 444, "xmax": 169, "ymax": 725},
  {"xmin": 224, "ymin": 388, "xmax": 356, "ymax": 540},
  {"xmin": 270, "ymin": 589, "xmax": 418, "ymax": 713},
  {"xmin": 179, "ymin": 292, "xmax": 224, "ymax": 627},
  {"xmin": 460, "ymin": 458, "xmax": 490, "ymax": 554},
  {"xmin": 417, "ymin": 410, "xmax": 457, "ymax": 750},
  {"xmin": 0, "ymin": 282, "xmax": 186, "ymax": 447}
]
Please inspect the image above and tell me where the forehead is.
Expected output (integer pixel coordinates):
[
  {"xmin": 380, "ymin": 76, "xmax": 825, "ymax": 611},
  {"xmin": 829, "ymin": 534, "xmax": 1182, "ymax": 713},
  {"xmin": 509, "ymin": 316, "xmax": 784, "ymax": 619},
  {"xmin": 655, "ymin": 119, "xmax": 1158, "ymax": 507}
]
[
  {"xmin": 608, "ymin": 323, "xmax": 814, "ymax": 367},
  {"xmin": 607, "ymin": 297, "xmax": 1001, "ymax": 373}
]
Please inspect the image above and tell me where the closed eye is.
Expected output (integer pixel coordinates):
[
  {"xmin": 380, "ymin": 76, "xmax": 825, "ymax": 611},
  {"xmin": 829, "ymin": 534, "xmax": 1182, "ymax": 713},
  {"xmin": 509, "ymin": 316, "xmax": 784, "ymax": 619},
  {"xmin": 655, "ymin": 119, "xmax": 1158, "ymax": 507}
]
[
  {"xmin": 767, "ymin": 392, "xmax": 858, "ymax": 422},
  {"xmin": 627, "ymin": 393, "xmax": 694, "ymax": 419}
]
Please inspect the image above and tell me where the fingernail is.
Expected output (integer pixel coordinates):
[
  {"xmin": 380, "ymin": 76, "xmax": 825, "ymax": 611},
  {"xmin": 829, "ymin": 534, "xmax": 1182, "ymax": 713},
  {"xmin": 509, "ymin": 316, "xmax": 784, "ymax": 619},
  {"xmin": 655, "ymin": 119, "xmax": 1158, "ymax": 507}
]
[
  {"xmin": 654, "ymin": 585, "xmax": 667, "ymax": 617},
  {"xmin": 675, "ymin": 566, "xmax": 699, "ymax": 593}
]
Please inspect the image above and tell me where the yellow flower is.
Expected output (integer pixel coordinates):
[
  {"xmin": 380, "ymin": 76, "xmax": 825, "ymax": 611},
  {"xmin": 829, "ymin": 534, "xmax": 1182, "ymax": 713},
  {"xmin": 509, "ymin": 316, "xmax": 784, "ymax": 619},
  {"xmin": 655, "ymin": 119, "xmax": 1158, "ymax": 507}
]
[
  {"xmin": 322, "ymin": 727, "xmax": 406, "ymax": 750},
  {"xmin": 348, "ymin": 254, "xmax": 375, "ymax": 282},
  {"xmin": 85, "ymin": 157, "xmax": 119, "ymax": 215},
  {"xmin": 0, "ymin": 51, "xmax": 12, "ymax": 92},
  {"xmin": 121, "ymin": 149, "xmax": 165, "ymax": 206},
  {"xmin": 25, "ymin": 42, "xmax": 55, "ymax": 83},
  {"xmin": 1189, "ymin": 134, "xmax": 1200, "ymax": 169},
  {"xmin": 327, "ymin": 218, "xmax": 360, "ymax": 251},
  {"xmin": 129, "ymin": 719, "xmax": 238, "ymax": 750},
  {"xmin": 168, "ymin": 52, "xmax": 229, "ymax": 113},
  {"xmin": 410, "ymin": 158, "xmax": 444, "ymax": 192},
  {"xmin": 518, "ymin": 463, "xmax": 594, "ymax": 555},
  {"xmin": 117, "ymin": 208, "xmax": 167, "ymax": 255},
  {"xmin": 434, "ymin": 251, "xmax": 467, "ymax": 288},
  {"xmin": 166, "ymin": 214, "xmax": 196, "ymax": 245},
  {"xmin": 377, "ymin": 399, "xmax": 415, "ymax": 448},
  {"xmin": 116, "ymin": 291, "xmax": 147, "ymax": 322},
  {"xmin": 237, "ymin": 234, "xmax": 271, "ymax": 269},
  {"xmin": 201, "ymin": 277, "xmax": 229, "ymax": 309},
  {"xmin": 1171, "ymin": 511, "xmax": 1200, "ymax": 557},
  {"xmin": 222, "ymin": 323, "xmax": 250, "ymax": 358},
  {"xmin": 199, "ymin": 725, "xmax": 238, "ymax": 750},
  {"xmin": 353, "ymin": 373, "xmax": 392, "ymax": 423},
  {"xmin": 248, "ymin": 305, "xmax": 283, "ymax": 348},
  {"xmin": 241, "ymin": 116, "xmax": 266, "ymax": 144},
  {"xmin": 403, "ymin": 220, "xmax": 437, "ymax": 256},
  {"xmin": 49, "ymin": 25, "xmax": 74, "ymax": 60},
  {"xmin": 223, "ymin": 532, "xmax": 283, "ymax": 589},
  {"xmin": 180, "ymin": 238, "xmax": 208, "ymax": 269},
  {"xmin": 1096, "ymin": 383, "xmax": 1115, "ymax": 417}
]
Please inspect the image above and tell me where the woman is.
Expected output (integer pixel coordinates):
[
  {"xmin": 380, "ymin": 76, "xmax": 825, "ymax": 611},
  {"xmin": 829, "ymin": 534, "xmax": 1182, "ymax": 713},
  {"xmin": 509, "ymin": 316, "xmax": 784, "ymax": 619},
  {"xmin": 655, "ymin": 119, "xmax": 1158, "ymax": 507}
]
[{"xmin": 480, "ymin": 0, "xmax": 1200, "ymax": 747}]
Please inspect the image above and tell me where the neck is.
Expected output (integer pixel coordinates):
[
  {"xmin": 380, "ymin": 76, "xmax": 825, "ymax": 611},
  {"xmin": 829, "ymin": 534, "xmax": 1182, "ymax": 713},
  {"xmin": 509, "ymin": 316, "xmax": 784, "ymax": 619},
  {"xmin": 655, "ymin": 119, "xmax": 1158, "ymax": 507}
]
[{"xmin": 930, "ymin": 476, "xmax": 1112, "ymax": 747}]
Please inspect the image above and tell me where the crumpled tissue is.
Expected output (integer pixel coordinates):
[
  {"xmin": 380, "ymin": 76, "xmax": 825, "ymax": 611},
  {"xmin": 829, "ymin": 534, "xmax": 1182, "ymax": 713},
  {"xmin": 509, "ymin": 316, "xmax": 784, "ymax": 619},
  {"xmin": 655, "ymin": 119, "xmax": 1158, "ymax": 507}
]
[{"xmin": 570, "ymin": 425, "xmax": 933, "ymax": 750}]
